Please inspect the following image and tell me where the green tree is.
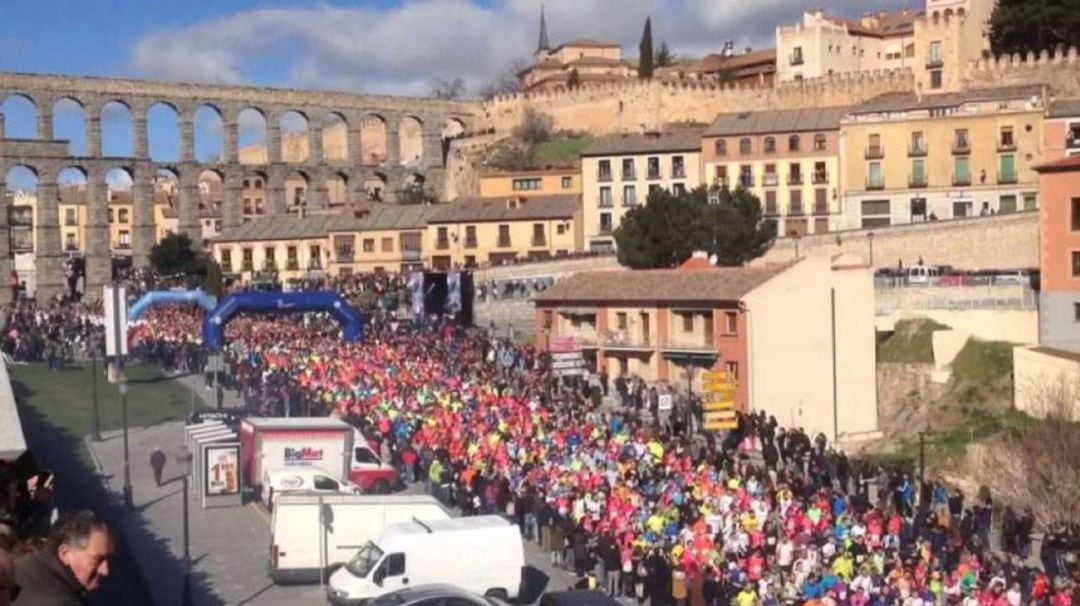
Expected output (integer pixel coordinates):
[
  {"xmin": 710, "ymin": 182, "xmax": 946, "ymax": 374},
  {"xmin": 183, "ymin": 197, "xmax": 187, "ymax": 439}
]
[
  {"xmin": 655, "ymin": 41, "xmax": 675, "ymax": 68},
  {"xmin": 513, "ymin": 107, "xmax": 553, "ymax": 146},
  {"xmin": 149, "ymin": 233, "xmax": 203, "ymax": 277},
  {"xmin": 638, "ymin": 17, "xmax": 655, "ymax": 79},
  {"xmin": 990, "ymin": 0, "xmax": 1080, "ymax": 56},
  {"xmin": 567, "ymin": 68, "xmax": 582, "ymax": 89},
  {"xmin": 614, "ymin": 186, "xmax": 774, "ymax": 269}
]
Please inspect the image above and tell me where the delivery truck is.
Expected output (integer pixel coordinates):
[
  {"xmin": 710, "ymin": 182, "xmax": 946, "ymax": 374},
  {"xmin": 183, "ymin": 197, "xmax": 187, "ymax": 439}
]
[
  {"xmin": 269, "ymin": 493, "xmax": 452, "ymax": 584},
  {"xmin": 240, "ymin": 418, "xmax": 399, "ymax": 494},
  {"xmin": 326, "ymin": 516, "xmax": 524, "ymax": 605}
]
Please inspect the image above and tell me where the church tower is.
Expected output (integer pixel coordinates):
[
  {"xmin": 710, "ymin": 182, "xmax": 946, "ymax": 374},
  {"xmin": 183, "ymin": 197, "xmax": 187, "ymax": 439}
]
[{"xmin": 536, "ymin": 5, "xmax": 551, "ymax": 58}]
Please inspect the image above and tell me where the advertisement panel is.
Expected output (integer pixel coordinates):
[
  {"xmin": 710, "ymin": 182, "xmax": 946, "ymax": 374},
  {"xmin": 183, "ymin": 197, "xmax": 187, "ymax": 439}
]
[
  {"xmin": 204, "ymin": 444, "xmax": 240, "ymax": 497},
  {"xmin": 260, "ymin": 430, "xmax": 344, "ymax": 472}
]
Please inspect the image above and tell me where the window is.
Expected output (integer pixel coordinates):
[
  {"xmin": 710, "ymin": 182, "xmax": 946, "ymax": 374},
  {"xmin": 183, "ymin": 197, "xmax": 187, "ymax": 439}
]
[
  {"xmin": 221, "ymin": 249, "xmax": 232, "ymax": 270},
  {"xmin": 616, "ymin": 312, "xmax": 627, "ymax": 330},
  {"xmin": 954, "ymin": 129, "xmax": 970, "ymax": 151},
  {"xmin": 999, "ymin": 154, "xmax": 1016, "ymax": 183},
  {"xmin": 436, "ymin": 227, "xmax": 449, "ymax": 249},
  {"xmin": 362, "ymin": 238, "xmax": 375, "ymax": 253},
  {"xmin": 905, "ymin": 43, "xmax": 915, "ymax": 58},
  {"xmin": 599, "ymin": 186, "xmax": 612, "ymax": 207},
  {"xmin": 764, "ymin": 137, "xmax": 776, "ymax": 154},
  {"xmin": 286, "ymin": 246, "xmax": 298, "ymax": 268},
  {"xmin": 911, "ymin": 159, "xmax": 926, "ymax": 186},
  {"xmin": 725, "ymin": 361, "xmax": 739, "ymax": 382},
  {"xmin": 1072, "ymin": 199, "xmax": 1080, "ymax": 231},
  {"xmin": 911, "ymin": 131, "xmax": 926, "ymax": 154},
  {"xmin": 242, "ymin": 248, "xmax": 254, "ymax": 270},
  {"xmin": 381, "ymin": 237, "xmax": 393, "ymax": 252},
  {"xmin": 672, "ymin": 156, "xmax": 685, "ymax": 178},
  {"xmin": 930, "ymin": 70, "xmax": 943, "ymax": 90},
  {"xmin": 498, "ymin": 224, "xmax": 511, "ymax": 247},
  {"xmin": 929, "ymin": 41, "xmax": 943, "ymax": 65},
  {"xmin": 562, "ymin": 176, "xmax": 573, "ymax": 189},
  {"xmin": 999, "ymin": 195, "xmax": 1017, "ymax": 214},
  {"xmin": 556, "ymin": 224, "xmax": 566, "ymax": 235},
  {"xmin": 385, "ymin": 553, "xmax": 406, "ymax": 577},
  {"xmin": 789, "ymin": 162, "xmax": 803, "ymax": 185},
  {"xmin": 862, "ymin": 200, "xmax": 890, "ymax": 216},
  {"xmin": 682, "ymin": 313, "xmax": 693, "ymax": 332},
  {"xmin": 1073, "ymin": 251, "xmax": 1080, "ymax": 277},
  {"xmin": 64, "ymin": 208, "xmax": 76, "ymax": 226},
  {"xmin": 739, "ymin": 165, "xmax": 753, "ymax": 188},
  {"xmin": 814, "ymin": 188, "xmax": 828, "ymax": 215},
  {"xmin": 954, "ymin": 157, "xmax": 971, "ymax": 184},
  {"xmin": 763, "ymin": 164, "xmax": 777, "ymax": 186},
  {"xmin": 813, "ymin": 161, "xmax": 827, "ymax": 184},
  {"xmin": 792, "ymin": 46, "xmax": 804, "ymax": 65},
  {"xmin": 714, "ymin": 139, "xmax": 727, "ymax": 156},
  {"xmin": 867, "ymin": 133, "xmax": 882, "ymax": 157},
  {"xmin": 622, "ymin": 158, "xmax": 636, "ymax": 180},
  {"xmin": 790, "ymin": 189, "xmax": 803, "ymax": 215},
  {"xmin": 1075, "ymin": 303, "xmax": 1080, "ymax": 322},
  {"xmin": 788, "ymin": 135, "xmax": 800, "ymax": 152},
  {"xmin": 465, "ymin": 255, "xmax": 476, "ymax": 267},
  {"xmin": 309, "ymin": 246, "xmax": 321, "ymax": 268},
  {"xmin": 108, "ymin": 209, "xmax": 114, "ymax": 224},
  {"xmin": 724, "ymin": 311, "xmax": 738, "ymax": 334},
  {"xmin": 623, "ymin": 185, "xmax": 637, "ymax": 206},
  {"xmin": 118, "ymin": 208, "xmax": 129, "ymax": 224},
  {"xmin": 64, "ymin": 233, "xmax": 77, "ymax": 250},
  {"xmin": 512, "ymin": 178, "xmax": 541, "ymax": 191},
  {"xmin": 531, "ymin": 223, "xmax": 546, "ymax": 246},
  {"xmin": 1024, "ymin": 194, "xmax": 1038, "ymax": 211},
  {"xmin": 599, "ymin": 212, "xmax": 613, "ymax": 234},
  {"xmin": 673, "ymin": 183, "xmax": 686, "ymax": 196},
  {"xmin": 814, "ymin": 134, "xmax": 827, "ymax": 151},
  {"xmin": 647, "ymin": 157, "xmax": 660, "ymax": 180},
  {"xmin": 1000, "ymin": 126, "xmax": 1015, "ymax": 148},
  {"xmin": 312, "ymin": 475, "xmax": 340, "ymax": 491},
  {"xmin": 764, "ymin": 190, "xmax": 777, "ymax": 215},
  {"xmin": 598, "ymin": 160, "xmax": 612, "ymax": 181},
  {"xmin": 465, "ymin": 225, "xmax": 477, "ymax": 248},
  {"xmin": 264, "ymin": 247, "xmax": 277, "ymax": 269},
  {"xmin": 953, "ymin": 200, "xmax": 973, "ymax": 218},
  {"xmin": 739, "ymin": 138, "xmax": 752, "ymax": 155},
  {"xmin": 868, "ymin": 161, "xmax": 883, "ymax": 189}
]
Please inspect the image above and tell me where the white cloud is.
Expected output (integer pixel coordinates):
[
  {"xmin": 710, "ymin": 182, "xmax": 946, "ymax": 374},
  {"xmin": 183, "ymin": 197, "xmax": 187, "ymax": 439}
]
[{"xmin": 129, "ymin": 0, "xmax": 908, "ymax": 95}]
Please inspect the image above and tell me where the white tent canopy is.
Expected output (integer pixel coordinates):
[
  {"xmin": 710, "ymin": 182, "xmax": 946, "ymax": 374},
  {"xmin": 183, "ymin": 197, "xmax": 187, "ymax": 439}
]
[{"xmin": 0, "ymin": 359, "xmax": 27, "ymax": 460}]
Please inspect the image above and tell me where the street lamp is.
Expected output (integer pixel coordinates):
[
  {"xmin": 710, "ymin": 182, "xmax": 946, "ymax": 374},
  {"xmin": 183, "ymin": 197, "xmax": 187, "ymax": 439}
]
[
  {"xmin": 867, "ymin": 231, "xmax": 876, "ymax": 267},
  {"xmin": 176, "ymin": 446, "xmax": 194, "ymax": 606}
]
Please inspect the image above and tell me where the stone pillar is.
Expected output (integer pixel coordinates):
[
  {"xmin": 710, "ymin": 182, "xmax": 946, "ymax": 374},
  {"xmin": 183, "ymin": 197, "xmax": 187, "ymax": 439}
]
[
  {"xmin": 225, "ymin": 121, "xmax": 239, "ymax": 163},
  {"xmin": 34, "ymin": 180, "xmax": 64, "ymax": 302},
  {"xmin": 307, "ymin": 169, "xmax": 327, "ymax": 210},
  {"xmin": 131, "ymin": 167, "xmax": 155, "ymax": 268},
  {"xmin": 224, "ymin": 178, "xmax": 243, "ymax": 229},
  {"xmin": 267, "ymin": 123, "xmax": 282, "ymax": 164},
  {"xmin": 384, "ymin": 118, "xmax": 401, "ymax": 166},
  {"xmin": 266, "ymin": 170, "xmax": 286, "ymax": 215},
  {"xmin": 309, "ymin": 124, "xmax": 323, "ymax": 163},
  {"xmin": 0, "ymin": 172, "xmax": 11, "ymax": 305},
  {"xmin": 37, "ymin": 104, "xmax": 54, "ymax": 141},
  {"xmin": 83, "ymin": 173, "xmax": 110, "ymax": 298},
  {"xmin": 178, "ymin": 183, "xmax": 201, "ymax": 241},
  {"xmin": 348, "ymin": 124, "xmax": 363, "ymax": 165},
  {"xmin": 0, "ymin": 113, "xmax": 7, "ymax": 140},
  {"xmin": 133, "ymin": 113, "xmax": 149, "ymax": 159},
  {"xmin": 422, "ymin": 122, "xmax": 444, "ymax": 168},
  {"xmin": 86, "ymin": 115, "xmax": 102, "ymax": 158},
  {"xmin": 180, "ymin": 113, "xmax": 195, "ymax": 164}
]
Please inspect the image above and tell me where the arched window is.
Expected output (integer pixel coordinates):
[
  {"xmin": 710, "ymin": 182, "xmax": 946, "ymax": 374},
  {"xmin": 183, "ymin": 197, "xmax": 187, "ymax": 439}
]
[
  {"xmin": 714, "ymin": 139, "xmax": 727, "ymax": 156},
  {"xmin": 813, "ymin": 133, "xmax": 827, "ymax": 151},
  {"xmin": 789, "ymin": 135, "xmax": 801, "ymax": 151},
  {"xmin": 739, "ymin": 137, "xmax": 752, "ymax": 155},
  {"xmin": 764, "ymin": 137, "xmax": 776, "ymax": 153}
]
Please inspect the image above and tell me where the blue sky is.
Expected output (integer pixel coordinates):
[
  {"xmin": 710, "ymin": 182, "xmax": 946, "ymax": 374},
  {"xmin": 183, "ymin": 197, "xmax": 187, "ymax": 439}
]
[{"xmin": 2, "ymin": 0, "xmax": 906, "ymax": 189}]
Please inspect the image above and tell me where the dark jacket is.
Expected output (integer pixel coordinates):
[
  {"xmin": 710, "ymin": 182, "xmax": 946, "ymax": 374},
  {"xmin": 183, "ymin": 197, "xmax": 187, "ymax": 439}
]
[{"xmin": 13, "ymin": 548, "xmax": 86, "ymax": 606}]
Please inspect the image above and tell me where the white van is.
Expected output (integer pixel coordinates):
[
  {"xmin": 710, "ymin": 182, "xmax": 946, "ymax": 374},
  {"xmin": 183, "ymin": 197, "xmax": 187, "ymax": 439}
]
[
  {"xmin": 269, "ymin": 494, "xmax": 451, "ymax": 585},
  {"xmin": 262, "ymin": 468, "xmax": 360, "ymax": 508},
  {"xmin": 906, "ymin": 265, "xmax": 941, "ymax": 285},
  {"xmin": 327, "ymin": 516, "xmax": 523, "ymax": 605}
]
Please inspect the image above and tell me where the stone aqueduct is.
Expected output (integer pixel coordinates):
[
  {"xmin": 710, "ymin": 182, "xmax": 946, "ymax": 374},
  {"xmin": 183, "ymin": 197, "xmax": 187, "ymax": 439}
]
[{"xmin": 0, "ymin": 72, "xmax": 478, "ymax": 303}]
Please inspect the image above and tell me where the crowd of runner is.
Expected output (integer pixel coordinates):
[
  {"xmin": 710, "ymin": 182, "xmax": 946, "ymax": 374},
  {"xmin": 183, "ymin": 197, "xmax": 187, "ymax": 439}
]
[{"xmin": 0, "ymin": 282, "xmax": 1077, "ymax": 606}]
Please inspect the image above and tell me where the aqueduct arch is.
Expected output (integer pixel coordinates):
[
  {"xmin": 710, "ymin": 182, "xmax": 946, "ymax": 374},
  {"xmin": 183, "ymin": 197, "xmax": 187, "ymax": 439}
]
[{"xmin": 0, "ymin": 71, "xmax": 476, "ymax": 302}]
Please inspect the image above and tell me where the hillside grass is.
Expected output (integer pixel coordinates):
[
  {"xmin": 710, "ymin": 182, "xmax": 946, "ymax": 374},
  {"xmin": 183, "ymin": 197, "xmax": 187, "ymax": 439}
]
[
  {"xmin": 878, "ymin": 318, "xmax": 950, "ymax": 364},
  {"xmin": 951, "ymin": 338, "xmax": 1015, "ymax": 384},
  {"xmin": 531, "ymin": 134, "xmax": 592, "ymax": 167}
]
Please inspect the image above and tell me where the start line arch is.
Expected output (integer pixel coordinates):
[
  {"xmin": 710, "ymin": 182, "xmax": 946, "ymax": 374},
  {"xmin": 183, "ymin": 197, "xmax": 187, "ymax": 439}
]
[
  {"xmin": 202, "ymin": 291, "xmax": 364, "ymax": 351},
  {"xmin": 128, "ymin": 289, "xmax": 217, "ymax": 322}
]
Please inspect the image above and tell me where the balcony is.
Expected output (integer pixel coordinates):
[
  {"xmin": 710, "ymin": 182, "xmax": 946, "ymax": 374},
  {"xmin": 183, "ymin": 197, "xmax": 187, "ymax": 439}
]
[
  {"xmin": 998, "ymin": 170, "xmax": 1018, "ymax": 184},
  {"xmin": 997, "ymin": 140, "xmax": 1017, "ymax": 152},
  {"xmin": 621, "ymin": 170, "xmax": 636, "ymax": 181},
  {"xmin": 598, "ymin": 171, "xmax": 612, "ymax": 183},
  {"xmin": 335, "ymin": 252, "xmax": 354, "ymax": 263},
  {"xmin": 764, "ymin": 203, "xmax": 779, "ymax": 216},
  {"xmin": 953, "ymin": 173, "xmax": 972, "ymax": 186},
  {"xmin": 952, "ymin": 141, "xmax": 971, "ymax": 155},
  {"xmin": 623, "ymin": 197, "xmax": 638, "ymax": 208},
  {"xmin": 865, "ymin": 146, "xmax": 884, "ymax": 159},
  {"xmin": 812, "ymin": 171, "xmax": 829, "ymax": 184},
  {"xmin": 64, "ymin": 218, "xmax": 77, "ymax": 227},
  {"xmin": 401, "ymin": 249, "xmax": 421, "ymax": 262},
  {"xmin": 10, "ymin": 218, "xmax": 32, "ymax": 228},
  {"xmin": 739, "ymin": 176, "xmax": 755, "ymax": 188},
  {"xmin": 307, "ymin": 260, "xmax": 323, "ymax": 270},
  {"xmin": 762, "ymin": 173, "xmax": 779, "ymax": 187},
  {"xmin": 601, "ymin": 330, "xmax": 652, "ymax": 350},
  {"xmin": 598, "ymin": 223, "xmax": 613, "ymax": 235},
  {"xmin": 660, "ymin": 336, "xmax": 716, "ymax": 354},
  {"xmin": 64, "ymin": 243, "xmax": 79, "ymax": 252},
  {"xmin": 286, "ymin": 260, "xmax": 299, "ymax": 271},
  {"xmin": 672, "ymin": 167, "xmax": 686, "ymax": 179},
  {"xmin": 262, "ymin": 261, "xmax": 278, "ymax": 272},
  {"xmin": 790, "ymin": 54, "xmax": 804, "ymax": 66},
  {"xmin": 241, "ymin": 262, "xmax": 254, "ymax": 272},
  {"xmin": 908, "ymin": 142, "xmax": 928, "ymax": 157},
  {"xmin": 909, "ymin": 174, "xmax": 928, "ymax": 188},
  {"xmin": 115, "ymin": 242, "xmax": 131, "ymax": 250},
  {"xmin": 787, "ymin": 173, "xmax": 804, "ymax": 186},
  {"xmin": 788, "ymin": 204, "xmax": 805, "ymax": 217},
  {"xmin": 647, "ymin": 170, "xmax": 661, "ymax": 181},
  {"xmin": 866, "ymin": 177, "xmax": 885, "ymax": 190},
  {"xmin": 221, "ymin": 262, "xmax": 233, "ymax": 273},
  {"xmin": 926, "ymin": 57, "xmax": 944, "ymax": 69},
  {"xmin": 813, "ymin": 203, "xmax": 829, "ymax": 216},
  {"xmin": 464, "ymin": 238, "xmax": 478, "ymax": 249},
  {"xmin": 598, "ymin": 197, "xmax": 614, "ymax": 209},
  {"xmin": 531, "ymin": 236, "xmax": 547, "ymax": 247},
  {"xmin": 497, "ymin": 237, "xmax": 512, "ymax": 248},
  {"xmin": 435, "ymin": 238, "xmax": 450, "ymax": 250}
]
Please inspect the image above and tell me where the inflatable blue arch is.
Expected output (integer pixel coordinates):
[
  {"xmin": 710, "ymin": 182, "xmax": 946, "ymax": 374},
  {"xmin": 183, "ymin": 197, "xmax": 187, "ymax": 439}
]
[
  {"xmin": 128, "ymin": 290, "xmax": 217, "ymax": 322},
  {"xmin": 202, "ymin": 291, "xmax": 364, "ymax": 351}
]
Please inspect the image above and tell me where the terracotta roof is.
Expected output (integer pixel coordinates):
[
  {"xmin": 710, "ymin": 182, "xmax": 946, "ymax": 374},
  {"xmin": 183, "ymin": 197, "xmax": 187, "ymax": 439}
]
[
  {"xmin": 480, "ymin": 167, "xmax": 577, "ymax": 178},
  {"xmin": 705, "ymin": 106, "xmax": 847, "ymax": 137},
  {"xmin": 1049, "ymin": 98, "xmax": 1080, "ymax": 118},
  {"xmin": 556, "ymin": 39, "xmax": 620, "ymax": 49},
  {"xmin": 566, "ymin": 56, "xmax": 625, "ymax": 67},
  {"xmin": 694, "ymin": 49, "xmax": 777, "ymax": 74},
  {"xmin": 429, "ymin": 195, "xmax": 580, "ymax": 223},
  {"xmin": 582, "ymin": 129, "xmax": 703, "ymax": 157},
  {"xmin": 850, "ymin": 85, "xmax": 1044, "ymax": 115},
  {"xmin": 350, "ymin": 204, "xmax": 441, "ymax": 231},
  {"xmin": 534, "ymin": 264, "xmax": 792, "ymax": 304},
  {"xmin": 1034, "ymin": 155, "xmax": 1080, "ymax": 173},
  {"xmin": 823, "ymin": 10, "xmax": 919, "ymax": 38},
  {"xmin": 213, "ymin": 212, "xmax": 362, "ymax": 243}
]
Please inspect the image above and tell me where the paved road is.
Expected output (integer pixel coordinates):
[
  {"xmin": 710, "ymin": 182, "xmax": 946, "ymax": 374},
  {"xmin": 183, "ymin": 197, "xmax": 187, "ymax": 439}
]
[{"xmin": 87, "ymin": 372, "xmax": 585, "ymax": 605}]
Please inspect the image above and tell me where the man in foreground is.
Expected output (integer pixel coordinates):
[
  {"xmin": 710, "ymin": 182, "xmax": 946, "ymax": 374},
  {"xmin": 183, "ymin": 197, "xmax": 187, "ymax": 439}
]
[{"xmin": 12, "ymin": 510, "xmax": 114, "ymax": 606}]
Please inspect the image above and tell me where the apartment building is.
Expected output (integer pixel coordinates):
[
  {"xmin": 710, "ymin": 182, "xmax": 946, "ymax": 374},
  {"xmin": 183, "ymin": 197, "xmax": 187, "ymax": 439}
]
[
  {"xmin": 914, "ymin": 0, "xmax": 994, "ymax": 93},
  {"xmin": 776, "ymin": 8, "xmax": 920, "ymax": 82},
  {"xmin": 426, "ymin": 195, "xmax": 582, "ymax": 270},
  {"xmin": 581, "ymin": 130, "xmax": 703, "ymax": 252},
  {"xmin": 330, "ymin": 205, "xmax": 438, "ymax": 275},
  {"xmin": 478, "ymin": 168, "xmax": 581, "ymax": 199},
  {"xmin": 702, "ymin": 107, "xmax": 846, "ymax": 236},
  {"xmin": 841, "ymin": 86, "xmax": 1044, "ymax": 229},
  {"xmin": 1045, "ymin": 99, "xmax": 1080, "ymax": 162},
  {"xmin": 534, "ymin": 255, "xmax": 877, "ymax": 441},
  {"xmin": 213, "ymin": 213, "xmax": 362, "ymax": 282}
]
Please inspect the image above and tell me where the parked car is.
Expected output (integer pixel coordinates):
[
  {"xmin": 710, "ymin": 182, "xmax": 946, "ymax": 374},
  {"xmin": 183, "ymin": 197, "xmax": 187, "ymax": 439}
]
[
  {"xmin": 261, "ymin": 468, "xmax": 360, "ymax": 508},
  {"xmin": 906, "ymin": 266, "xmax": 941, "ymax": 285}
]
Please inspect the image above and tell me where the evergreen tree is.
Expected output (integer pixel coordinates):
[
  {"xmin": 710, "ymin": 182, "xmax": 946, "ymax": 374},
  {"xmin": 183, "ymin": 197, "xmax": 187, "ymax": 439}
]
[
  {"xmin": 990, "ymin": 0, "xmax": 1080, "ymax": 56},
  {"xmin": 655, "ymin": 41, "xmax": 675, "ymax": 68},
  {"xmin": 149, "ymin": 232, "xmax": 203, "ymax": 277},
  {"xmin": 638, "ymin": 17, "xmax": 655, "ymax": 79},
  {"xmin": 567, "ymin": 68, "xmax": 582, "ymax": 89}
]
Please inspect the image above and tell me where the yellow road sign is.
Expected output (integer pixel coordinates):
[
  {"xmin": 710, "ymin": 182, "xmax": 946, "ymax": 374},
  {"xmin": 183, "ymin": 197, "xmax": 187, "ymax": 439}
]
[
  {"xmin": 701, "ymin": 371, "xmax": 733, "ymax": 382},
  {"xmin": 703, "ymin": 400, "xmax": 735, "ymax": 412},
  {"xmin": 704, "ymin": 409, "xmax": 737, "ymax": 422},
  {"xmin": 703, "ymin": 385, "xmax": 736, "ymax": 397}
]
